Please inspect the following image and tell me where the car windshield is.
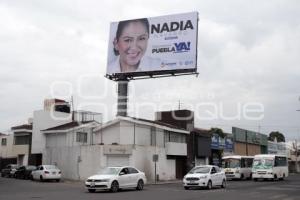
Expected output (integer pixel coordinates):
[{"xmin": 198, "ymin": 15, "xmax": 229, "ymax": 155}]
[
  {"xmin": 222, "ymin": 158, "xmax": 240, "ymax": 168},
  {"xmin": 27, "ymin": 166, "xmax": 37, "ymax": 170},
  {"xmin": 253, "ymin": 158, "xmax": 273, "ymax": 169},
  {"xmin": 10, "ymin": 165, "xmax": 18, "ymax": 169},
  {"xmin": 44, "ymin": 165, "xmax": 59, "ymax": 170},
  {"xmin": 188, "ymin": 167, "xmax": 210, "ymax": 174},
  {"xmin": 97, "ymin": 167, "xmax": 120, "ymax": 175}
]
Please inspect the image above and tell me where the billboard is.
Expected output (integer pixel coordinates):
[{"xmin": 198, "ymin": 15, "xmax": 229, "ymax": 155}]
[{"xmin": 106, "ymin": 12, "xmax": 198, "ymax": 78}]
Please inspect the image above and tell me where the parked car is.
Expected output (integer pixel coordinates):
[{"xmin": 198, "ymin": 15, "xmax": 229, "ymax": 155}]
[
  {"xmin": 183, "ymin": 165, "xmax": 226, "ymax": 190},
  {"xmin": 15, "ymin": 165, "xmax": 37, "ymax": 179},
  {"xmin": 31, "ymin": 165, "xmax": 61, "ymax": 182},
  {"xmin": 85, "ymin": 166, "xmax": 147, "ymax": 193},
  {"xmin": 1, "ymin": 164, "xmax": 18, "ymax": 178}
]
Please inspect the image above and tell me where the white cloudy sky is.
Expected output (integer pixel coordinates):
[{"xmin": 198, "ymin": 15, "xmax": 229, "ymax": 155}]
[{"xmin": 0, "ymin": 0, "xmax": 300, "ymax": 140}]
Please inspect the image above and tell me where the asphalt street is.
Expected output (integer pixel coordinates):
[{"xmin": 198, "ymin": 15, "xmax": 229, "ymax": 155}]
[{"xmin": 1, "ymin": 174, "xmax": 300, "ymax": 200}]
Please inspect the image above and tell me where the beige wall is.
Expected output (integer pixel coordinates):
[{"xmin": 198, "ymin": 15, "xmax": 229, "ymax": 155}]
[
  {"xmin": 12, "ymin": 145, "xmax": 29, "ymax": 155},
  {"xmin": 234, "ymin": 142, "xmax": 261, "ymax": 156},
  {"xmin": 0, "ymin": 134, "xmax": 15, "ymax": 158}
]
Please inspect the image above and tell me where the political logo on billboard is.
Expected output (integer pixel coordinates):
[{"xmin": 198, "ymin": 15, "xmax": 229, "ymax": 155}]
[{"xmin": 106, "ymin": 12, "xmax": 198, "ymax": 76}]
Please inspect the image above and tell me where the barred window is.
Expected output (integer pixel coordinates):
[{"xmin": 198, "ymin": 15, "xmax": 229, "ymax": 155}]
[
  {"xmin": 1, "ymin": 138, "xmax": 7, "ymax": 146},
  {"xmin": 150, "ymin": 127, "xmax": 156, "ymax": 146},
  {"xmin": 76, "ymin": 132, "xmax": 87, "ymax": 143},
  {"xmin": 164, "ymin": 131, "xmax": 186, "ymax": 143},
  {"xmin": 14, "ymin": 135, "xmax": 30, "ymax": 145}
]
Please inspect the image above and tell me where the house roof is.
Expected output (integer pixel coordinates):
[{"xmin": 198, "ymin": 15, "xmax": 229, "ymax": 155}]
[
  {"xmin": 41, "ymin": 121, "xmax": 99, "ymax": 133},
  {"xmin": 42, "ymin": 121, "xmax": 94, "ymax": 132},
  {"xmin": 191, "ymin": 127, "xmax": 212, "ymax": 137},
  {"xmin": 11, "ymin": 124, "xmax": 33, "ymax": 132},
  {"xmin": 94, "ymin": 116, "xmax": 190, "ymax": 134}
]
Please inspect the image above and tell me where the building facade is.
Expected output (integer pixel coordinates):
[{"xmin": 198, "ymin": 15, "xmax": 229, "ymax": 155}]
[
  {"xmin": 232, "ymin": 127, "xmax": 268, "ymax": 156},
  {"xmin": 42, "ymin": 116, "xmax": 189, "ymax": 181}
]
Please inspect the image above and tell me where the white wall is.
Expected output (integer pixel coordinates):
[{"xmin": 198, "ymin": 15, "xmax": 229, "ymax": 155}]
[
  {"xmin": 98, "ymin": 123, "xmax": 120, "ymax": 144},
  {"xmin": 43, "ymin": 144, "xmax": 176, "ymax": 181},
  {"xmin": 120, "ymin": 121, "xmax": 134, "ymax": 144},
  {"xmin": 32, "ymin": 110, "xmax": 71, "ymax": 154},
  {"xmin": 132, "ymin": 146, "xmax": 176, "ymax": 181},
  {"xmin": 135, "ymin": 124, "xmax": 151, "ymax": 146},
  {"xmin": 44, "ymin": 145, "xmax": 105, "ymax": 180}
]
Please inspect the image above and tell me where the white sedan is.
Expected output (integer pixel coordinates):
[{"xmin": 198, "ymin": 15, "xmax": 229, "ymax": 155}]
[
  {"xmin": 85, "ymin": 166, "xmax": 147, "ymax": 193},
  {"xmin": 31, "ymin": 165, "xmax": 61, "ymax": 182},
  {"xmin": 183, "ymin": 165, "xmax": 226, "ymax": 190}
]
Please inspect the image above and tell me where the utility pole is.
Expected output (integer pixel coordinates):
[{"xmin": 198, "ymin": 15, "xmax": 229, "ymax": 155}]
[{"xmin": 245, "ymin": 131, "xmax": 248, "ymax": 156}]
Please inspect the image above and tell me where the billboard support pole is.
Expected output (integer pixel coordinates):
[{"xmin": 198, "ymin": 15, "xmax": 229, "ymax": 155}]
[{"xmin": 117, "ymin": 77, "xmax": 129, "ymax": 117}]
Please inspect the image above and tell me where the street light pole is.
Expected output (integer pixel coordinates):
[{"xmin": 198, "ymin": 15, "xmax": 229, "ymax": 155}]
[{"xmin": 245, "ymin": 131, "xmax": 248, "ymax": 156}]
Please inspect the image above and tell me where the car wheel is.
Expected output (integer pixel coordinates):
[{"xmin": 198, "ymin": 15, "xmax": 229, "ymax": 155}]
[
  {"xmin": 240, "ymin": 174, "xmax": 244, "ymax": 180},
  {"xmin": 207, "ymin": 180, "xmax": 212, "ymax": 190},
  {"xmin": 136, "ymin": 179, "xmax": 144, "ymax": 190},
  {"xmin": 272, "ymin": 174, "xmax": 277, "ymax": 181},
  {"xmin": 184, "ymin": 186, "xmax": 189, "ymax": 190},
  {"xmin": 88, "ymin": 189, "xmax": 96, "ymax": 193},
  {"xmin": 40, "ymin": 175, "xmax": 44, "ymax": 182},
  {"xmin": 221, "ymin": 179, "xmax": 226, "ymax": 188},
  {"xmin": 110, "ymin": 181, "xmax": 119, "ymax": 193}
]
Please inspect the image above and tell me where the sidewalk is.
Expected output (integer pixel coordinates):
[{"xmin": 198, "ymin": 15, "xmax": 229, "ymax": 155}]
[{"xmin": 147, "ymin": 179, "xmax": 182, "ymax": 185}]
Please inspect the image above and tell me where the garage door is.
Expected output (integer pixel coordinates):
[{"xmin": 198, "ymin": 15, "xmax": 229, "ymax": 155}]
[{"xmin": 107, "ymin": 155, "xmax": 129, "ymax": 167}]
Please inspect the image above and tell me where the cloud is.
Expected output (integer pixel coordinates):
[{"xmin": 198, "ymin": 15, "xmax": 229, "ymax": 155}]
[{"xmin": 0, "ymin": 0, "xmax": 299, "ymax": 140}]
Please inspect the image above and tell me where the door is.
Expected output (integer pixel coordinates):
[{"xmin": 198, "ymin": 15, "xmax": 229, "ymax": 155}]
[
  {"xmin": 118, "ymin": 167, "xmax": 131, "ymax": 188},
  {"xmin": 107, "ymin": 155, "xmax": 129, "ymax": 167},
  {"xmin": 175, "ymin": 157, "xmax": 187, "ymax": 179},
  {"xmin": 128, "ymin": 167, "xmax": 139, "ymax": 186},
  {"xmin": 210, "ymin": 167, "xmax": 218, "ymax": 186},
  {"xmin": 33, "ymin": 166, "xmax": 43, "ymax": 180}
]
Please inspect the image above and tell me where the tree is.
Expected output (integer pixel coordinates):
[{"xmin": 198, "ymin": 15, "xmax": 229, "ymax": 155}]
[
  {"xmin": 209, "ymin": 127, "xmax": 226, "ymax": 138},
  {"xmin": 268, "ymin": 131, "xmax": 285, "ymax": 142}
]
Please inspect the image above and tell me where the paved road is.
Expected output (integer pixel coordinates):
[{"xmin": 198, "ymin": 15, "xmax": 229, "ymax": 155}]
[{"xmin": 1, "ymin": 174, "xmax": 300, "ymax": 200}]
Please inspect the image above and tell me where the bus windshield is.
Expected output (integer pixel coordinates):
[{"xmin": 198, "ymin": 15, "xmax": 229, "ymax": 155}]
[
  {"xmin": 252, "ymin": 158, "xmax": 273, "ymax": 169},
  {"xmin": 222, "ymin": 158, "xmax": 240, "ymax": 168}
]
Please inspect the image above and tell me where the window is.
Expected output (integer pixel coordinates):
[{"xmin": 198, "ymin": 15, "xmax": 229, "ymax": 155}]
[
  {"xmin": 76, "ymin": 132, "xmax": 87, "ymax": 143},
  {"xmin": 128, "ymin": 167, "xmax": 138, "ymax": 174},
  {"xmin": 211, "ymin": 167, "xmax": 216, "ymax": 174},
  {"xmin": 1, "ymin": 138, "xmax": 7, "ymax": 146},
  {"xmin": 150, "ymin": 127, "xmax": 156, "ymax": 146},
  {"xmin": 14, "ymin": 135, "xmax": 30, "ymax": 145},
  {"xmin": 164, "ymin": 131, "xmax": 186, "ymax": 143},
  {"xmin": 275, "ymin": 156, "xmax": 287, "ymax": 167}
]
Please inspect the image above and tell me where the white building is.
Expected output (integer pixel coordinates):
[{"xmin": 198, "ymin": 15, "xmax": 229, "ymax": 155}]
[{"xmin": 42, "ymin": 116, "xmax": 189, "ymax": 181}]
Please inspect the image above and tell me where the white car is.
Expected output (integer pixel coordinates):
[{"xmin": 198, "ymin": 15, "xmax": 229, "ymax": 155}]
[
  {"xmin": 31, "ymin": 165, "xmax": 61, "ymax": 182},
  {"xmin": 183, "ymin": 165, "xmax": 226, "ymax": 190},
  {"xmin": 85, "ymin": 166, "xmax": 147, "ymax": 193}
]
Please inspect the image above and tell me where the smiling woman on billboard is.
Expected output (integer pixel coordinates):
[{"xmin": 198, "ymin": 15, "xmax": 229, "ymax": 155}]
[
  {"xmin": 106, "ymin": 12, "xmax": 198, "ymax": 78},
  {"xmin": 108, "ymin": 18, "xmax": 161, "ymax": 73}
]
